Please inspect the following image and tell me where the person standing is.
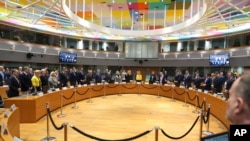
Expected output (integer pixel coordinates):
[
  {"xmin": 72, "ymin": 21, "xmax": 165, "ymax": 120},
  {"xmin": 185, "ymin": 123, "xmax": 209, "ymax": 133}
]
[
  {"xmin": 31, "ymin": 70, "xmax": 41, "ymax": 93},
  {"xmin": 19, "ymin": 66, "xmax": 32, "ymax": 93},
  {"xmin": 7, "ymin": 69, "xmax": 21, "ymax": 97},
  {"xmin": 149, "ymin": 71, "xmax": 157, "ymax": 84},
  {"xmin": 40, "ymin": 69, "xmax": 49, "ymax": 94}
]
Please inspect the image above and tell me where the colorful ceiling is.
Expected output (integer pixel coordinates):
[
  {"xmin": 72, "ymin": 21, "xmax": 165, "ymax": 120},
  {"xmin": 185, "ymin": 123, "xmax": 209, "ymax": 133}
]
[{"xmin": 0, "ymin": 0, "xmax": 249, "ymax": 41}]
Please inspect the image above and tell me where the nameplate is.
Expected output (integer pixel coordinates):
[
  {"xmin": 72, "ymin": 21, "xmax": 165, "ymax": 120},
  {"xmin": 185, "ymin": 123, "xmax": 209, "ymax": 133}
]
[
  {"xmin": 47, "ymin": 90, "xmax": 53, "ymax": 93},
  {"xmin": 230, "ymin": 125, "xmax": 250, "ymax": 141},
  {"xmin": 62, "ymin": 87, "xmax": 67, "ymax": 90},
  {"xmin": 90, "ymin": 83, "xmax": 95, "ymax": 86},
  {"xmin": 189, "ymin": 87, "xmax": 193, "ymax": 90},
  {"xmin": 136, "ymin": 82, "xmax": 141, "ymax": 84},
  {"xmin": 83, "ymin": 84, "xmax": 87, "ymax": 87},
  {"xmin": 105, "ymin": 82, "xmax": 109, "ymax": 85},
  {"xmin": 172, "ymin": 85, "xmax": 175, "ymax": 88},
  {"xmin": 153, "ymin": 83, "xmax": 157, "ymax": 85},
  {"xmin": 3, "ymin": 85, "xmax": 8, "ymax": 87},
  {"xmin": 180, "ymin": 86, "xmax": 185, "ymax": 88},
  {"xmin": 70, "ymin": 86, "xmax": 74, "ymax": 88},
  {"xmin": 198, "ymin": 89, "xmax": 202, "ymax": 92},
  {"xmin": 204, "ymin": 90, "xmax": 208, "ymax": 94},
  {"xmin": 114, "ymin": 82, "xmax": 119, "ymax": 84},
  {"xmin": 1, "ymin": 123, "xmax": 8, "ymax": 135},
  {"xmin": 164, "ymin": 84, "xmax": 168, "ymax": 86},
  {"xmin": 97, "ymin": 83, "xmax": 101, "ymax": 85},
  {"xmin": 121, "ymin": 82, "xmax": 126, "ymax": 84},
  {"xmin": 77, "ymin": 84, "xmax": 82, "ymax": 87},
  {"xmin": 4, "ymin": 109, "xmax": 10, "ymax": 118},
  {"xmin": 213, "ymin": 94, "xmax": 217, "ymax": 97},
  {"xmin": 55, "ymin": 88, "xmax": 60, "ymax": 91},
  {"xmin": 37, "ymin": 92, "xmax": 44, "ymax": 96},
  {"xmin": 144, "ymin": 82, "xmax": 149, "ymax": 85},
  {"xmin": 10, "ymin": 104, "xmax": 16, "ymax": 111}
]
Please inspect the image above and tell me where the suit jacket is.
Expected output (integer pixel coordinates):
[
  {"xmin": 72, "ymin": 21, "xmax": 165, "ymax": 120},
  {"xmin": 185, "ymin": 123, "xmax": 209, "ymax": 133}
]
[
  {"xmin": 59, "ymin": 72, "xmax": 68, "ymax": 87},
  {"xmin": 226, "ymin": 77, "xmax": 236, "ymax": 90},
  {"xmin": 204, "ymin": 77, "xmax": 212, "ymax": 91},
  {"xmin": 8, "ymin": 76, "xmax": 20, "ymax": 97},
  {"xmin": 19, "ymin": 72, "xmax": 32, "ymax": 91},
  {"xmin": 149, "ymin": 74, "xmax": 157, "ymax": 84}
]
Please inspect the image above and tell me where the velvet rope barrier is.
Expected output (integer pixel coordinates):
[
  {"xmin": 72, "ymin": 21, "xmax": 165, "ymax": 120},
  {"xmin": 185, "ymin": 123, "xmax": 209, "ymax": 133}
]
[
  {"xmin": 70, "ymin": 125, "xmax": 153, "ymax": 141},
  {"xmin": 62, "ymin": 91, "xmax": 75, "ymax": 100},
  {"xmin": 76, "ymin": 88, "xmax": 89, "ymax": 95},
  {"xmin": 47, "ymin": 106, "xmax": 64, "ymax": 130},
  {"xmin": 202, "ymin": 105, "xmax": 211, "ymax": 124},
  {"xmin": 159, "ymin": 86, "xmax": 172, "ymax": 92},
  {"xmin": 121, "ymin": 84, "xmax": 138, "ymax": 89},
  {"xmin": 160, "ymin": 115, "xmax": 200, "ymax": 140},
  {"xmin": 91, "ymin": 86, "xmax": 104, "ymax": 92},
  {"xmin": 174, "ymin": 89, "xmax": 186, "ymax": 95},
  {"xmin": 186, "ymin": 91, "xmax": 198, "ymax": 101},
  {"xmin": 140, "ymin": 84, "xmax": 158, "ymax": 89}
]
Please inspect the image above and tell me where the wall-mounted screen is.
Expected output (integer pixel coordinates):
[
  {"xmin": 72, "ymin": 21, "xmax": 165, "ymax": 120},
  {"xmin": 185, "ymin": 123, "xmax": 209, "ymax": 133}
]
[
  {"xmin": 209, "ymin": 53, "xmax": 230, "ymax": 67},
  {"xmin": 59, "ymin": 51, "xmax": 77, "ymax": 63},
  {"xmin": 125, "ymin": 42, "xmax": 158, "ymax": 59}
]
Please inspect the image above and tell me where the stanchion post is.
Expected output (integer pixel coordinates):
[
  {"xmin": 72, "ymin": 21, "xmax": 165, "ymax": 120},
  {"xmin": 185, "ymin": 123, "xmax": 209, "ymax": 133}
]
[
  {"xmin": 170, "ymin": 85, "xmax": 175, "ymax": 102},
  {"xmin": 58, "ymin": 93, "xmax": 66, "ymax": 118},
  {"xmin": 202, "ymin": 104, "xmax": 213, "ymax": 135},
  {"xmin": 72, "ymin": 89, "xmax": 78, "ymax": 109},
  {"xmin": 64, "ymin": 122, "xmax": 68, "ymax": 141},
  {"xmin": 41, "ymin": 102, "xmax": 57, "ymax": 141},
  {"xmin": 87, "ymin": 85, "xmax": 93, "ymax": 103},
  {"xmin": 155, "ymin": 126, "xmax": 159, "ymax": 141},
  {"xmin": 183, "ymin": 89, "xmax": 189, "ymax": 107},
  {"xmin": 102, "ymin": 80, "xmax": 107, "ymax": 99},
  {"xmin": 200, "ymin": 109, "xmax": 204, "ymax": 140},
  {"xmin": 192, "ymin": 92, "xmax": 200, "ymax": 114},
  {"xmin": 118, "ymin": 82, "xmax": 122, "ymax": 96},
  {"xmin": 157, "ymin": 82, "xmax": 161, "ymax": 98}
]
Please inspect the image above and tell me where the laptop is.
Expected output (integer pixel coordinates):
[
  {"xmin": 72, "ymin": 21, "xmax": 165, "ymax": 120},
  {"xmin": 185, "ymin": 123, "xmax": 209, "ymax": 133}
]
[{"xmin": 201, "ymin": 131, "xmax": 229, "ymax": 141}]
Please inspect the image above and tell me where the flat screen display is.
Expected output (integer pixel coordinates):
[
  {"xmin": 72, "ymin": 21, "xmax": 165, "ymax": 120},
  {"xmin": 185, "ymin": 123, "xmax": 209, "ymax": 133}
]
[
  {"xmin": 209, "ymin": 54, "xmax": 230, "ymax": 67},
  {"xmin": 59, "ymin": 51, "xmax": 77, "ymax": 63},
  {"xmin": 201, "ymin": 131, "xmax": 229, "ymax": 141}
]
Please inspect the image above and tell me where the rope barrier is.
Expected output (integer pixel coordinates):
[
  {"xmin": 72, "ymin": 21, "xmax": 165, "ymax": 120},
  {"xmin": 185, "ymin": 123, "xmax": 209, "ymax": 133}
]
[
  {"xmin": 121, "ymin": 84, "xmax": 138, "ymax": 89},
  {"xmin": 174, "ymin": 89, "xmax": 186, "ymax": 95},
  {"xmin": 159, "ymin": 86, "xmax": 172, "ymax": 92},
  {"xmin": 70, "ymin": 125, "xmax": 153, "ymax": 141},
  {"xmin": 186, "ymin": 91, "xmax": 198, "ymax": 101},
  {"xmin": 160, "ymin": 115, "xmax": 200, "ymax": 140},
  {"xmin": 202, "ymin": 106, "xmax": 211, "ymax": 124},
  {"xmin": 62, "ymin": 91, "xmax": 75, "ymax": 100},
  {"xmin": 106, "ymin": 85, "xmax": 119, "ymax": 88},
  {"xmin": 140, "ymin": 84, "xmax": 158, "ymax": 89},
  {"xmin": 47, "ymin": 107, "xmax": 64, "ymax": 130},
  {"xmin": 76, "ymin": 88, "xmax": 89, "ymax": 95},
  {"xmin": 91, "ymin": 86, "xmax": 104, "ymax": 92}
]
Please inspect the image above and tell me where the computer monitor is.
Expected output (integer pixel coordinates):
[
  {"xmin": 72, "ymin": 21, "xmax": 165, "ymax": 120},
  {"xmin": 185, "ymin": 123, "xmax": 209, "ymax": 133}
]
[{"xmin": 201, "ymin": 131, "xmax": 229, "ymax": 141}]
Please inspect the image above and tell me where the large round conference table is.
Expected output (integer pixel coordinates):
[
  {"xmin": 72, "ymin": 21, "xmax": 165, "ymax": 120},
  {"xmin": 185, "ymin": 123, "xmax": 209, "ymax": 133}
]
[{"xmin": 2, "ymin": 83, "xmax": 231, "ymax": 140}]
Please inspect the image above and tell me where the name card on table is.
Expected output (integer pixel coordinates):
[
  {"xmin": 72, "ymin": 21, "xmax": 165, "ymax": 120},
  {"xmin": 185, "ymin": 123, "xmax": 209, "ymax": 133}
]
[
  {"xmin": 121, "ymin": 82, "xmax": 126, "ymax": 84},
  {"xmin": 70, "ymin": 86, "xmax": 74, "ymax": 88},
  {"xmin": 105, "ymin": 82, "xmax": 109, "ymax": 85},
  {"xmin": 136, "ymin": 82, "xmax": 141, "ymax": 84},
  {"xmin": 62, "ymin": 87, "xmax": 67, "ymax": 90},
  {"xmin": 77, "ymin": 84, "xmax": 82, "ymax": 87},
  {"xmin": 189, "ymin": 87, "xmax": 193, "ymax": 90},
  {"xmin": 55, "ymin": 88, "xmax": 60, "ymax": 91},
  {"xmin": 180, "ymin": 86, "xmax": 185, "ymax": 88},
  {"xmin": 83, "ymin": 84, "xmax": 87, "ymax": 87},
  {"xmin": 1, "ymin": 123, "xmax": 8, "ymax": 135},
  {"xmin": 198, "ymin": 89, "xmax": 202, "ymax": 92},
  {"xmin": 90, "ymin": 83, "xmax": 95, "ymax": 86},
  {"xmin": 97, "ymin": 83, "xmax": 101, "ymax": 85},
  {"xmin": 10, "ymin": 104, "xmax": 16, "ymax": 111},
  {"xmin": 47, "ymin": 90, "xmax": 53, "ymax": 93},
  {"xmin": 144, "ymin": 82, "xmax": 149, "ymax": 85},
  {"xmin": 114, "ymin": 82, "xmax": 119, "ymax": 84},
  {"xmin": 37, "ymin": 91, "xmax": 44, "ymax": 96},
  {"xmin": 153, "ymin": 83, "xmax": 157, "ymax": 85},
  {"xmin": 164, "ymin": 84, "xmax": 168, "ymax": 86},
  {"xmin": 213, "ymin": 93, "xmax": 217, "ymax": 97},
  {"xmin": 4, "ymin": 109, "xmax": 10, "ymax": 118}
]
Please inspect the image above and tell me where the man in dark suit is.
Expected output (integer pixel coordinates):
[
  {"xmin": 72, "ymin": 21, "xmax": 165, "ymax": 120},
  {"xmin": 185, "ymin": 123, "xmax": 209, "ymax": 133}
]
[
  {"xmin": 19, "ymin": 66, "xmax": 32, "ymax": 93},
  {"xmin": 7, "ymin": 69, "xmax": 21, "ymax": 97},
  {"xmin": 125, "ymin": 70, "xmax": 133, "ymax": 83},
  {"xmin": 224, "ymin": 72, "xmax": 236, "ymax": 99},
  {"xmin": 149, "ymin": 71, "xmax": 157, "ymax": 84},
  {"xmin": 59, "ymin": 67, "xmax": 69, "ymax": 87},
  {"xmin": 184, "ymin": 70, "xmax": 192, "ymax": 88},
  {"xmin": 68, "ymin": 68, "xmax": 77, "ymax": 87},
  {"xmin": 76, "ymin": 67, "xmax": 85, "ymax": 85},
  {"xmin": 203, "ymin": 73, "xmax": 212, "ymax": 91}
]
